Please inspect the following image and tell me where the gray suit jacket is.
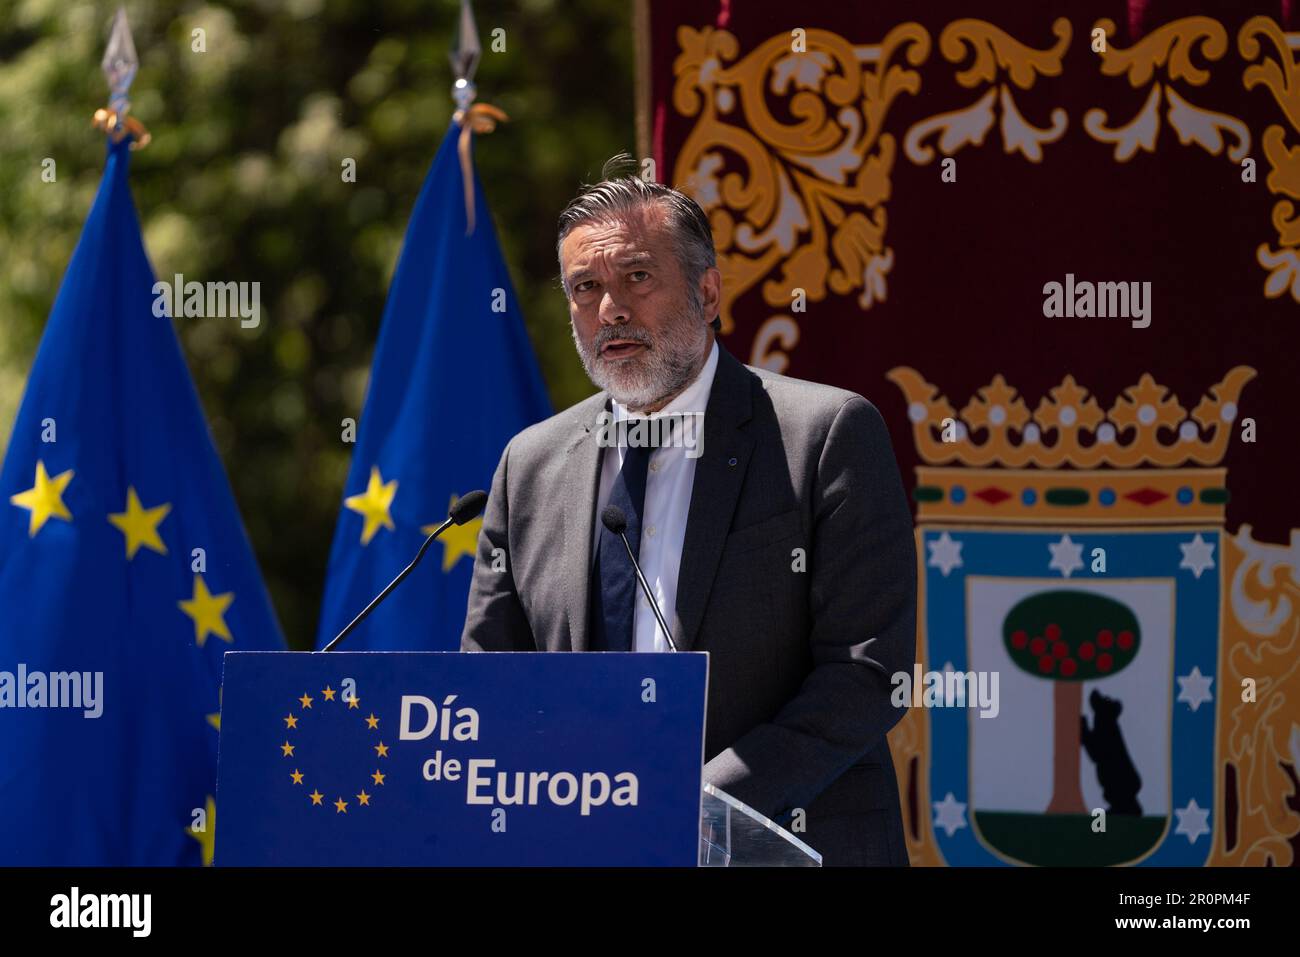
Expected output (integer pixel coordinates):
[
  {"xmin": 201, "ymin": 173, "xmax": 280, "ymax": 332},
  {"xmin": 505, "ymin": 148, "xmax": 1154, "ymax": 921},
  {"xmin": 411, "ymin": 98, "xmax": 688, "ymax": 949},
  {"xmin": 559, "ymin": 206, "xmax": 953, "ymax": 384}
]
[{"xmin": 460, "ymin": 344, "xmax": 917, "ymax": 865}]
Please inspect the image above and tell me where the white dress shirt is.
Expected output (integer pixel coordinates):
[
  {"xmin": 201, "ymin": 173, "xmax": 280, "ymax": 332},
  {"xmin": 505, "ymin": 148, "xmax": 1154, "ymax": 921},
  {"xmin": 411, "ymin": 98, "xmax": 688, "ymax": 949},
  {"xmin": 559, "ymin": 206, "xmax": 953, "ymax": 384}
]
[{"xmin": 591, "ymin": 340, "xmax": 719, "ymax": 652}]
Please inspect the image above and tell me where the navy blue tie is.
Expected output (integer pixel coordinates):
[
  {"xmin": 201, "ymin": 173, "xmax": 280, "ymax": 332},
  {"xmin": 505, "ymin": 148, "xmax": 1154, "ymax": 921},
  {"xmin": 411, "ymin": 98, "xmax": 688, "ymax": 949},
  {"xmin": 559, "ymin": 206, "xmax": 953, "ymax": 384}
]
[{"xmin": 589, "ymin": 442, "xmax": 654, "ymax": 651}]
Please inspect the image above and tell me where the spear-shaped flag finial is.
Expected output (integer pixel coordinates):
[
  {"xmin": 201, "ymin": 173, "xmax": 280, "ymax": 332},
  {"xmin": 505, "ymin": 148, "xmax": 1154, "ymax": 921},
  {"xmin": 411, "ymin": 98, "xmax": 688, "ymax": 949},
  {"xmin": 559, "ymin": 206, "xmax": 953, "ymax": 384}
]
[
  {"xmin": 101, "ymin": 7, "xmax": 139, "ymax": 115},
  {"xmin": 449, "ymin": 0, "xmax": 481, "ymax": 111},
  {"xmin": 94, "ymin": 6, "xmax": 150, "ymax": 148}
]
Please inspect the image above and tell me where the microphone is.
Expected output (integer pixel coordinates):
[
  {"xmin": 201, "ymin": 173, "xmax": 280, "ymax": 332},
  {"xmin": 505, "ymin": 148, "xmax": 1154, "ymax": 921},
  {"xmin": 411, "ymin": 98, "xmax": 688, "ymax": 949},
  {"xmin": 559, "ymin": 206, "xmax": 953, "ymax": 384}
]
[
  {"xmin": 601, "ymin": 504, "xmax": 678, "ymax": 651},
  {"xmin": 322, "ymin": 490, "xmax": 489, "ymax": 652}
]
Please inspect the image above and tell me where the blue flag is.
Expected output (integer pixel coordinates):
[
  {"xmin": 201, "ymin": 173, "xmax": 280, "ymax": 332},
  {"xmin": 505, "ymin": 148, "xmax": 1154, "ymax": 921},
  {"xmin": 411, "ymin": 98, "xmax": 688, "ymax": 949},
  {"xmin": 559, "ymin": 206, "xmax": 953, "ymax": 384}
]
[
  {"xmin": 316, "ymin": 121, "xmax": 550, "ymax": 651},
  {"xmin": 0, "ymin": 136, "xmax": 285, "ymax": 865}
]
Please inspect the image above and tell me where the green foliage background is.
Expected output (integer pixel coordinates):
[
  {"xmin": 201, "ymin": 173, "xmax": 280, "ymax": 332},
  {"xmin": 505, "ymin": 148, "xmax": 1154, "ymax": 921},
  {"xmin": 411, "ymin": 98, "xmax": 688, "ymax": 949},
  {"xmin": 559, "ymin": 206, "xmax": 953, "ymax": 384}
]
[{"xmin": 0, "ymin": 0, "xmax": 633, "ymax": 647}]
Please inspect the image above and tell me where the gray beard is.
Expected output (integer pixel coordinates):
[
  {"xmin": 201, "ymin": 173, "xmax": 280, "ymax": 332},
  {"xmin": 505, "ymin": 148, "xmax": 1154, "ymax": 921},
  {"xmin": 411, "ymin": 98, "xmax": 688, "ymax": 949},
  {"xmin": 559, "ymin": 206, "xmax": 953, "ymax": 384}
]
[{"xmin": 572, "ymin": 297, "xmax": 709, "ymax": 411}]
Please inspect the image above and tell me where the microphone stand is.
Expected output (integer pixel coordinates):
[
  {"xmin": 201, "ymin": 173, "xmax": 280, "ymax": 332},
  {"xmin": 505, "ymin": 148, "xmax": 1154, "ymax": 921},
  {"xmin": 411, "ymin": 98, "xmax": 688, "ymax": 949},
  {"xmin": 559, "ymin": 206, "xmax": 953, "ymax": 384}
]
[{"xmin": 322, "ymin": 516, "xmax": 455, "ymax": 652}]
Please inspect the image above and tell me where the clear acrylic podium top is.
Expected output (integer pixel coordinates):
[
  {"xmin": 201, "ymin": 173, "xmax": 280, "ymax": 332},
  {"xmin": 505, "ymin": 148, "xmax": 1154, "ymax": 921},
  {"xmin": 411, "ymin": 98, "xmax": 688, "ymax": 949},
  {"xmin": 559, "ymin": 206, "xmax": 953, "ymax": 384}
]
[{"xmin": 699, "ymin": 783, "xmax": 822, "ymax": 866}]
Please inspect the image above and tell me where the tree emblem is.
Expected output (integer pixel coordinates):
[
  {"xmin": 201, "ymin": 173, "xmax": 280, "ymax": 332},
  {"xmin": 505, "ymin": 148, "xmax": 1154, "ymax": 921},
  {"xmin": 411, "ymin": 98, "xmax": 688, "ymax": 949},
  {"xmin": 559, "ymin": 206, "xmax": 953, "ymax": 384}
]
[{"xmin": 1003, "ymin": 590, "xmax": 1140, "ymax": 814}]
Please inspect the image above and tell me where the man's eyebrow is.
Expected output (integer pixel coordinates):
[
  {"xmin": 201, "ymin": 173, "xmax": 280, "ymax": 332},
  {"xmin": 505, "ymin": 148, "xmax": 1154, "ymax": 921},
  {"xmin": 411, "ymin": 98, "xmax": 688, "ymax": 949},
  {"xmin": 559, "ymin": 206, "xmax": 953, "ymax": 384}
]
[{"xmin": 565, "ymin": 252, "xmax": 656, "ymax": 286}]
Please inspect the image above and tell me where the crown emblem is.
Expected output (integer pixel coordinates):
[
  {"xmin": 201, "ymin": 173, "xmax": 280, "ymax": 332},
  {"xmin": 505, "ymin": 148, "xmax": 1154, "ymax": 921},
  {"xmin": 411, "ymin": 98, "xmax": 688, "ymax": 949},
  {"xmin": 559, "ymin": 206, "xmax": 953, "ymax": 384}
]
[{"xmin": 886, "ymin": 366, "xmax": 1256, "ymax": 525}]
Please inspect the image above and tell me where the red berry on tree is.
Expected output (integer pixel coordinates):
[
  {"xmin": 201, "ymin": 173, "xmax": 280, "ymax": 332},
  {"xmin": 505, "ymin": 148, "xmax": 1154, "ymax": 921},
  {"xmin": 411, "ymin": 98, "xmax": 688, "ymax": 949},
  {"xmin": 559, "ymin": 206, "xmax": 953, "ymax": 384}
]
[
  {"xmin": 1117, "ymin": 630, "xmax": 1134, "ymax": 650},
  {"xmin": 1011, "ymin": 630, "xmax": 1028, "ymax": 649},
  {"xmin": 1045, "ymin": 623, "xmax": 1061, "ymax": 641},
  {"xmin": 1097, "ymin": 653, "xmax": 1113, "ymax": 672},
  {"xmin": 1097, "ymin": 629, "xmax": 1114, "ymax": 648},
  {"xmin": 1030, "ymin": 637, "xmax": 1047, "ymax": 656},
  {"xmin": 1039, "ymin": 655, "xmax": 1055, "ymax": 674},
  {"xmin": 1053, "ymin": 641, "xmax": 1069, "ymax": 658},
  {"xmin": 1060, "ymin": 658, "xmax": 1077, "ymax": 677},
  {"xmin": 1079, "ymin": 641, "xmax": 1095, "ymax": 661}
]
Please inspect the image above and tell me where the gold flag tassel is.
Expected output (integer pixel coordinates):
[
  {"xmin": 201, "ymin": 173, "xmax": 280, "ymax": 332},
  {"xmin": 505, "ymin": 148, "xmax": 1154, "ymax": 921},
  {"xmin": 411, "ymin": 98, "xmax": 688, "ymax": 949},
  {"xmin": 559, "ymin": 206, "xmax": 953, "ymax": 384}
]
[
  {"xmin": 453, "ymin": 102, "xmax": 507, "ymax": 235},
  {"xmin": 93, "ymin": 107, "xmax": 151, "ymax": 150}
]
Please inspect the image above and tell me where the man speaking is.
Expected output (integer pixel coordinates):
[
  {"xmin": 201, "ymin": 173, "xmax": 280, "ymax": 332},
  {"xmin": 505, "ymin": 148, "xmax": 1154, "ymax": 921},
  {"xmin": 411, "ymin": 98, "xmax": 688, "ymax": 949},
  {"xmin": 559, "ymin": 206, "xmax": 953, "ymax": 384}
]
[{"xmin": 461, "ymin": 157, "xmax": 916, "ymax": 866}]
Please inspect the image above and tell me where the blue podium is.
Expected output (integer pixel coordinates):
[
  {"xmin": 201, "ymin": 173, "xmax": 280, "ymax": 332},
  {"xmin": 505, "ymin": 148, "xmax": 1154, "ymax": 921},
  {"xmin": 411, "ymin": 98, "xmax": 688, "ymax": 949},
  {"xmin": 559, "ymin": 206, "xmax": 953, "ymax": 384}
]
[{"xmin": 215, "ymin": 651, "xmax": 709, "ymax": 866}]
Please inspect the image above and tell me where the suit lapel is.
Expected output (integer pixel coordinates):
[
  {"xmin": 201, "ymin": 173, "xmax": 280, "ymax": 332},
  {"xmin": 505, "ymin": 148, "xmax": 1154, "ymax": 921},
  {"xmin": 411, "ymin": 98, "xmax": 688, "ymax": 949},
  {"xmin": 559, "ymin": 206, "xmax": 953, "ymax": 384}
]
[
  {"xmin": 674, "ymin": 346, "xmax": 755, "ymax": 652},
  {"xmin": 561, "ymin": 396, "xmax": 608, "ymax": 652}
]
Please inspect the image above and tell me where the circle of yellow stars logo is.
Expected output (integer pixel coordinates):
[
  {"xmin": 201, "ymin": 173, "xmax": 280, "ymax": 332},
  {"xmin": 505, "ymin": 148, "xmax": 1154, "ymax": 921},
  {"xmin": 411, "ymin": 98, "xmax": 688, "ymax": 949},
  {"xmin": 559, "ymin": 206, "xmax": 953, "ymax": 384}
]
[{"xmin": 281, "ymin": 684, "xmax": 389, "ymax": 814}]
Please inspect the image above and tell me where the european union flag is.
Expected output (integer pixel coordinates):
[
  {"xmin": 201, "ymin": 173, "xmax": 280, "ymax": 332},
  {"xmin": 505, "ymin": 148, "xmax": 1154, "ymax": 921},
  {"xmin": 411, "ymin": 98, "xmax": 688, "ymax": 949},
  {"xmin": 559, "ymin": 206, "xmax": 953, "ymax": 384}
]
[
  {"xmin": 316, "ymin": 120, "xmax": 550, "ymax": 651},
  {"xmin": 0, "ymin": 136, "xmax": 285, "ymax": 865}
]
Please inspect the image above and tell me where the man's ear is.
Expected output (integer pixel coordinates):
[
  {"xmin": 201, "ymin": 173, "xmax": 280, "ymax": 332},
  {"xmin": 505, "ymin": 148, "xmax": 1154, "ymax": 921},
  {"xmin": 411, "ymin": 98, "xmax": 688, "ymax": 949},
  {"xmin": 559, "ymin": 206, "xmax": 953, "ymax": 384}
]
[{"xmin": 699, "ymin": 266, "xmax": 722, "ymax": 322}]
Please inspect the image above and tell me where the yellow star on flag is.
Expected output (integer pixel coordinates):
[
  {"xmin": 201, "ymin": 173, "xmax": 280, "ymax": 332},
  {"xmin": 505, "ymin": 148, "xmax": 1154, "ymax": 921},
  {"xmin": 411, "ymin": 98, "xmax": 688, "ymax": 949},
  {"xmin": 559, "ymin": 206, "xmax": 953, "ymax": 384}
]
[
  {"xmin": 375, "ymin": 741, "xmax": 389, "ymax": 758},
  {"xmin": 298, "ymin": 693, "xmax": 313, "ymax": 709},
  {"xmin": 347, "ymin": 695, "xmax": 360, "ymax": 709},
  {"xmin": 107, "ymin": 486, "xmax": 170, "ymax": 559},
  {"xmin": 179, "ymin": 575, "xmax": 235, "ymax": 647},
  {"xmin": 186, "ymin": 795, "xmax": 217, "ymax": 867},
  {"xmin": 281, "ymin": 741, "xmax": 295, "ymax": 757},
  {"xmin": 365, "ymin": 713, "xmax": 379, "ymax": 729},
  {"xmin": 345, "ymin": 466, "xmax": 397, "ymax": 545},
  {"xmin": 423, "ymin": 494, "xmax": 481, "ymax": 572},
  {"xmin": 290, "ymin": 769, "xmax": 304, "ymax": 785},
  {"xmin": 372, "ymin": 769, "xmax": 385, "ymax": 786},
  {"xmin": 284, "ymin": 714, "xmax": 298, "ymax": 729},
  {"xmin": 322, "ymin": 686, "xmax": 336, "ymax": 701},
  {"xmin": 357, "ymin": 790, "xmax": 371, "ymax": 806},
  {"xmin": 10, "ymin": 460, "xmax": 74, "ymax": 537},
  {"xmin": 309, "ymin": 790, "xmax": 324, "ymax": 806},
  {"xmin": 334, "ymin": 797, "xmax": 348, "ymax": 813},
  {"xmin": 208, "ymin": 688, "xmax": 222, "ymax": 731}
]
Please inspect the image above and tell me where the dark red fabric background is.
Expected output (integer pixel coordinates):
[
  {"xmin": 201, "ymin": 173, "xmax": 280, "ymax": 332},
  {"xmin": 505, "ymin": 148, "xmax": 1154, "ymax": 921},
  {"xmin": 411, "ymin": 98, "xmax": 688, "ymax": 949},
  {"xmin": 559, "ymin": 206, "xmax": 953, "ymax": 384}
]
[{"xmin": 646, "ymin": 0, "xmax": 1299, "ymax": 542}]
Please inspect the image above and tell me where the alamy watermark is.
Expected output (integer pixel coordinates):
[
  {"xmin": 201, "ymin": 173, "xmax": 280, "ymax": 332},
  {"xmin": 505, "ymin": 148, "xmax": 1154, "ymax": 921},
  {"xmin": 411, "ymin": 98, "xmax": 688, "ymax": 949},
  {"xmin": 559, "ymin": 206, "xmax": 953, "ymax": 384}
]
[
  {"xmin": 1042, "ymin": 273, "xmax": 1151, "ymax": 328},
  {"xmin": 891, "ymin": 664, "xmax": 1000, "ymax": 719},
  {"xmin": 151, "ymin": 273, "xmax": 261, "ymax": 329},
  {"xmin": 0, "ymin": 664, "xmax": 102, "ymax": 718},
  {"xmin": 594, "ymin": 410, "xmax": 704, "ymax": 459},
  {"xmin": 49, "ymin": 887, "xmax": 150, "ymax": 936}
]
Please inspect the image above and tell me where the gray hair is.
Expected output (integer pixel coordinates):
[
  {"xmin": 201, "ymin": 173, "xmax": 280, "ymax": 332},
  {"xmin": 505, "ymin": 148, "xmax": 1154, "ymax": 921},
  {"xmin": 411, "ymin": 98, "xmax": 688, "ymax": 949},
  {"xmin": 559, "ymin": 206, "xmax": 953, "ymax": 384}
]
[{"xmin": 557, "ymin": 154, "xmax": 720, "ymax": 329}]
